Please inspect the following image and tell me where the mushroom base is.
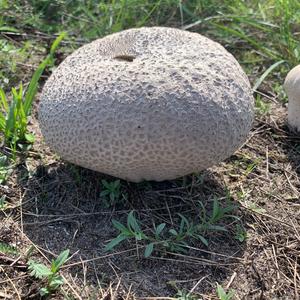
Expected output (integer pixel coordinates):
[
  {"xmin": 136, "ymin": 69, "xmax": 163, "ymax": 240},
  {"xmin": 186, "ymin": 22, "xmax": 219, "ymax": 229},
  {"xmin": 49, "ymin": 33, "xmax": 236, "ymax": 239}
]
[{"xmin": 288, "ymin": 100, "xmax": 300, "ymax": 133}]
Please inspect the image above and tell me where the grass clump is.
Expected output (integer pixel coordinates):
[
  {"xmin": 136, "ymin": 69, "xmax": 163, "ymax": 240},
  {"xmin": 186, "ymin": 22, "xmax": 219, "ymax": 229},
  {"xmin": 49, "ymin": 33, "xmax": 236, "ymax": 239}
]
[{"xmin": 0, "ymin": 32, "xmax": 65, "ymax": 150}]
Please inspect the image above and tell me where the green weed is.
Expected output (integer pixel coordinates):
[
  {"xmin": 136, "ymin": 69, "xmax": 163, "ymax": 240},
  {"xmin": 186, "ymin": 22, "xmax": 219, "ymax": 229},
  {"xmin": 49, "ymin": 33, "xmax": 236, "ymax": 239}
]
[
  {"xmin": 175, "ymin": 289, "xmax": 199, "ymax": 300},
  {"xmin": 100, "ymin": 179, "xmax": 126, "ymax": 207},
  {"xmin": 27, "ymin": 249, "xmax": 69, "ymax": 297},
  {"xmin": 104, "ymin": 211, "xmax": 149, "ymax": 254},
  {"xmin": 255, "ymin": 95, "xmax": 271, "ymax": 116},
  {"xmin": 0, "ymin": 195, "xmax": 7, "ymax": 209},
  {"xmin": 0, "ymin": 155, "xmax": 13, "ymax": 184},
  {"xmin": 198, "ymin": 198, "xmax": 236, "ymax": 233},
  {"xmin": 167, "ymin": 213, "xmax": 209, "ymax": 252},
  {"xmin": 234, "ymin": 224, "xmax": 247, "ymax": 242},
  {"xmin": 168, "ymin": 280, "xmax": 200, "ymax": 300},
  {"xmin": 105, "ymin": 201, "xmax": 237, "ymax": 257},
  {"xmin": 231, "ymin": 155, "xmax": 261, "ymax": 178},
  {"xmin": 0, "ymin": 242, "xmax": 18, "ymax": 255},
  {"xmin": 216, "ymin": 283, "xmax": 235, "ymax": 300}
]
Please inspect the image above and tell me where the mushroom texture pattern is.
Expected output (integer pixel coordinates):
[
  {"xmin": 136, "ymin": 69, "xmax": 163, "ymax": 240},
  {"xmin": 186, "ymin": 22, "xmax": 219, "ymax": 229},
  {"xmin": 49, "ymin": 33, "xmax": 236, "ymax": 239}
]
[
  {"xmin": 284, "ymin": 64, "xmax": 300, "ymax": 133},
  {"xmin": 39, "ymin": 27, "xmax": 254, "ymax": 182}
]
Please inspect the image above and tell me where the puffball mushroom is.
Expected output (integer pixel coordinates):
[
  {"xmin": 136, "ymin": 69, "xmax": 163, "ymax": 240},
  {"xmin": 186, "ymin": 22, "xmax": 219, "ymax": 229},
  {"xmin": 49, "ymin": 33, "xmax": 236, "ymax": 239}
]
[
  {"xmin": 284, "ymin": 65, "xmax": 300, "ymax": 132},
  {"xmin": 38, "ymin": 27, "xmax": 254, "ymax": 182}
]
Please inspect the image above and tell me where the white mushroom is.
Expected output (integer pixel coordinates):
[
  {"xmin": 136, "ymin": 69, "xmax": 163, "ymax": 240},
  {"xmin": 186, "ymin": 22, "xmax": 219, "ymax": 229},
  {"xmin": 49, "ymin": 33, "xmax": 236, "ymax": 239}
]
[
  {"xmin": 284, "ymin": 65, "xmax": 300, "ymax": 132},
  {"xmin": 38, "ymin": 27, "xmax": 254, "ymax": 182}
]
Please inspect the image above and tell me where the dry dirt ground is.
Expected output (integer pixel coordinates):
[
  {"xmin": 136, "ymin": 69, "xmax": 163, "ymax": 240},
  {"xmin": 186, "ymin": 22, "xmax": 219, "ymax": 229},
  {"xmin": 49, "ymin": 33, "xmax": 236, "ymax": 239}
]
[{"xmin": 0, "ymin": 99, "xmax": 300, "ymax": 299}]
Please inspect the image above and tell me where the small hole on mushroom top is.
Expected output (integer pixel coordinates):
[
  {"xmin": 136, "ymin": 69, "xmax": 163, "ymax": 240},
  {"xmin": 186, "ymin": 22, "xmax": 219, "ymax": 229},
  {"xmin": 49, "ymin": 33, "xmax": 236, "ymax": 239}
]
[{"xmin": 113, "ymin": 55, "xmax": 135, "ymax": 62}]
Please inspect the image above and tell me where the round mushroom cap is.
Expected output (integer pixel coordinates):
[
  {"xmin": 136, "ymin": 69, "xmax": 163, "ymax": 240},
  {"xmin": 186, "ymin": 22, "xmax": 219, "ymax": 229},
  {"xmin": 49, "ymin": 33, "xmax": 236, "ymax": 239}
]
[
  {"xmin": 284, "ymin": 65, "xmax": 300, "ymax": 94},
  {"xmin": 284, "ymin": 64, "xmax": 300, "ymax": 132},
  {"xmin": 39, "ymin": 27, "xmax": 254, "ymax": 182}
]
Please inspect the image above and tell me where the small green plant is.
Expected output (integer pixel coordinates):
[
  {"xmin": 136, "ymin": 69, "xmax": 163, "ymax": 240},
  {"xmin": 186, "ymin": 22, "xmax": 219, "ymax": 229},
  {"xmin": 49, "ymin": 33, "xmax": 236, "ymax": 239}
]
[
  {"xmin": 100, "ymin": 179, "xmax": 125, "ymax": 207},
  {"xmin": 255, "ymin": 95, "xmax": 271, "ymax": 116},
  {"xmin": 104, "ymin": 211, "xmax": 148, "ymax": 253},
  {"xmin": 0, "ymin": 195, "xmax": 7, "ymax": 210},
  {"xmin": 168, "ymin": 280, "xmax": 199, "ymax": 300},
  {"xmin": 167, "ymin": 213, "xmax": 208, "ymax": 252},
  {"xmin": 198, "ymin": 198, "xmax": 236, "ymax": 233},
  {"xmin": 0, "ymin": 155, "xmax": 12, "ymax": 184},
  {"xmin": 0, "ymin": 242, "xmax": 18, "ymax": 255},
  {"xmin": 232, "ymin": 155, "xmax": 261, "ymax": 177},
  {"xmin": 273, "ymin": 82, "xmax": 288, "ymax": 104},
  {"xmin": 0, "ymin": 32, "xmax": 65, "ymax": 148},
  {"xmin": 175, "ymin": 289, "xmax": 198, "ymax": 300},
  {"xmin": 234, "ymin": 224, "xmax": 247, "ymax": 242},
  {"xmin": 216, "ymin": 283, "xmax": 235, "ymax": 300},
  {"xmin": 0, "ymin": 38, "xmax": 31, "ymax": 90},
  {"xmin": 27, "ymin": 249, "xmax": 69, "ymax": 297}
]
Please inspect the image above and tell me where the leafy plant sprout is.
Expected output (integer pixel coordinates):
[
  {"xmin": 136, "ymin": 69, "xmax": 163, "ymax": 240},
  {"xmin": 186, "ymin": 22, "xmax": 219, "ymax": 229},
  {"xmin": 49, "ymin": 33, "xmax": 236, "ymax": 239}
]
[
  {"xmin": 0, "ymin": 154, "xmax": 13, "ymax": 184},
  {"xmin": 100, "ymin": 179, "xmax": 127, "ymax": 207},
  {"xmin": 216, "ymin": 283, "xmax": 235, "ymax": 300},
  {"xmin": 0, "ymin": 241, "xmax": 18, "ymax": 255},
  {"xmin": 234, "ymin": 224, "xmax": 247, "ymax": 243},
  {"xmin": 197, "ymin": 198, "xmax": 237, "ymax": 234},
  {"xmin": 27, "ymin": 249, "xmax": 69, "ymax": 297}
]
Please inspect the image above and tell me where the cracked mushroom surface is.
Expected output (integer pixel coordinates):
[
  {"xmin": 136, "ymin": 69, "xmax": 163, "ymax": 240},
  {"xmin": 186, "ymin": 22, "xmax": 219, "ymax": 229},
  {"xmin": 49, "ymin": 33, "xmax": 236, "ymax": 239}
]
[{"xmin": 39, "ymin": 27, "xmax": 254, "ymax": 182}]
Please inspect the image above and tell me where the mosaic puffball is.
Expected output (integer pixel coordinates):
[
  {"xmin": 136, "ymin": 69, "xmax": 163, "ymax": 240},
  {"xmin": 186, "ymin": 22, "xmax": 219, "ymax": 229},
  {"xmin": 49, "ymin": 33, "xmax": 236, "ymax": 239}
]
[{"xmin": 39, "ymin": 27, "xmax": 254, "ymax": 182}]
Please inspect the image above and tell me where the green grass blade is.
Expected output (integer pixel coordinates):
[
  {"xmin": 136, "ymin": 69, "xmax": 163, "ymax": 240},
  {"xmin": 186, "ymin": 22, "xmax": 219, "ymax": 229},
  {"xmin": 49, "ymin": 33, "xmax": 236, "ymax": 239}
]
[
  {"xmin": 0, "ymin": 26, "xmax": 19, "ymax": 33},
  {"xmin": 136, "ymin": 0, "xmax": 162, "ymax": 27},
  {"xmin": 4, "ymin": 100, "xmax": 16, "ymax": 140},
  {"xmin": 211, "ymin": 22, "xmax": 280, "ymax": 59},
  {"xmin": 0, "ymin": 116, "xmax": 5, "ymax": 131},
  {"xmin": 253, "ymin": 60, "xmax": 286, "ymax": 91},
  {"xmin": 0, "ymin": 88, "xmax": 9, "ymax": 111},
  {"xmin": 23, "ymin": 57, "xmax": 50, "ymax": 116},
  {"xmin": 12, "ymin": 85, "xmax": 26, "ymax": 137},
  {"xmin": 24, "ymin": 32, "xmax": 65, "ymax": 116},
  {"xmin": 50, "ymin": 32, "xmax": 66, "ymax": 56},
  {"xmin": 227, "ymin": 15, "xmax": 278, "ymax": 32}
]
